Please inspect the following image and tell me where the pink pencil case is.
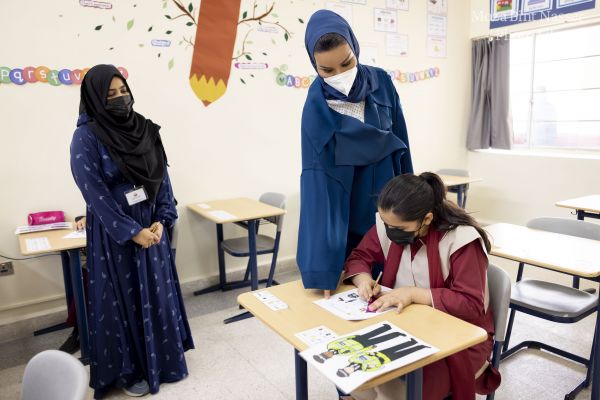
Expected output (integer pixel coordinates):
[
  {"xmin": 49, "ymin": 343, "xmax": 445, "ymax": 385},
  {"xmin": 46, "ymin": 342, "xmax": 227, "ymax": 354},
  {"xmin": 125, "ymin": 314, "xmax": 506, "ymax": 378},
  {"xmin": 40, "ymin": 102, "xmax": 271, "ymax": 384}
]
[{"xmin": 28, "ymin": 211, "xmax": 65, "ymax": 225}]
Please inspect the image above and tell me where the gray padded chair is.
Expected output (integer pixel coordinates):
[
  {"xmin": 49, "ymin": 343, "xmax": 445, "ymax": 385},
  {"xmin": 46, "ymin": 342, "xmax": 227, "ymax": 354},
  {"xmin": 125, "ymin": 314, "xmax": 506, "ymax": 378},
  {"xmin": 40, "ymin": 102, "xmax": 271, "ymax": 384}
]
[
  {"xmin": 486, "ymin": 264, "xmax": 511, "ymax": 400},
  {"xmin": 21, "ymin": 350, "xmax": 88, "ymax": 400},
  {"xmin": 415, "ymin": 264, "xmax": 510, "ymax": 400},
  {"xmin": 437, "ymin": 168, "xmax": 470, "ymax": 208},
  {"xmin": 502, "ymin": 217, "xmax": 600, "ymax": 400},
  {"xmin": 529, "ymin": 216, "xmax": 600, "ymax": 290},
  {"xmin": 221, "ymin": 192, "xmax": 286, "ymax": 287}
]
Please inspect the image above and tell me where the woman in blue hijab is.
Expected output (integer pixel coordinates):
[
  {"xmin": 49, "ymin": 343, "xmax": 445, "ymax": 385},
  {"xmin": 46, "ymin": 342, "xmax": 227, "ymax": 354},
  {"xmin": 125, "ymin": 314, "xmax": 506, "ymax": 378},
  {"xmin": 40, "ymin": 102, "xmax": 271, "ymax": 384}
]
[{"xmin": 297, "ymin": 10, "xmax": 413, "ymax": 297}]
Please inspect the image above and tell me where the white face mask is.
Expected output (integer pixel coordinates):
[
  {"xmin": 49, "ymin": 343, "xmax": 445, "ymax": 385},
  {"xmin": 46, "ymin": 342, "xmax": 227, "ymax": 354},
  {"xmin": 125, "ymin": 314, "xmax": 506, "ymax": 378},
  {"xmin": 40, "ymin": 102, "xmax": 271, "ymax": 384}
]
[{"xmin": 323, "ymin": 66, "xmax": 358, "ymax": 96}]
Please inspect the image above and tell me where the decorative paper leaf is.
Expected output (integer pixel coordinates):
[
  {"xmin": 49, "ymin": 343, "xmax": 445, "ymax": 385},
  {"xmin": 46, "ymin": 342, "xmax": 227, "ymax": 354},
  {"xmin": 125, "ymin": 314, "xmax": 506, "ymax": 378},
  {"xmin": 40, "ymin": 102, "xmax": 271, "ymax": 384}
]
[
  {"xmin": 95, "ymin": 25, "xmax": 103, "ymax": 31},
  {"xmin": 271, "ymin": 38, "xmax": 276, "ymax": 45},
  {"xmin": 165, "ymin": 14, "xmax": 172, "ymax": 19},
  {"xmin": 127, "ymin": 19, "xmax": 134, "ymax": 30},
  {"xmin": 109, "ymin": 47, "xmax": 114, "ymax": 50},
  {"xmin": 242, "ymin": 11, "xmax": 247, "ymax": 19},
  {"xmin": 272, "ymin": 13, "xmax": 279, "ymax": 17},
  {"xmin": 158, "ymin": 53, "xmax": 161, "ymax": 58},
  {"xmin": 148, "ymin": 26, "xmax": 153, "ymax": 32},
  {"xmin": 168, "ymin": 58, "xmax": 174, "ymax": 70},
  {"xmin": 245, "ymin": 54, "xmax": 252, "ymax": 60},
  {"xmin": 298, "ymin": 18, "xmax": 304, "ymax": 23},
  {"xmin": 163, "ymin": 2, "xmax": 167, "ymax": 9},
  {"xmin": 262, "ymin": 52, "xmax": 267, "ymax": 55},
  {"xmin": 186, "ymin": 22, "xmax": 194, "ymax": 26},
  {"xmin": 240, "ymin": 78, "xmax": 246, "ymax": 84},
  {"xmin": 138, "ymin": 43, "xmax": 144, "ymax": 47},
  {"xmin": 188, "ymin": 2, "xmax": 193, "ymax": 12},
  {"xmin": 166, "ymin": 30, "xmax": 173, "ymax": 34},
  {"xmin": 284, "ymin": 32, "xmax": 289, "ymax": 41}
]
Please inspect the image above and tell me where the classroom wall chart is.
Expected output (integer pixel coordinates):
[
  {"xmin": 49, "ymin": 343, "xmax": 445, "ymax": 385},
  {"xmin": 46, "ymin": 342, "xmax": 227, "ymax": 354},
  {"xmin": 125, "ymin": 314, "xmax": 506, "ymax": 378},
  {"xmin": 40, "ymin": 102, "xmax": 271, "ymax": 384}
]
[{"xmin": 490, "ymin": 0, "xmax": 596, "ymax": 29}]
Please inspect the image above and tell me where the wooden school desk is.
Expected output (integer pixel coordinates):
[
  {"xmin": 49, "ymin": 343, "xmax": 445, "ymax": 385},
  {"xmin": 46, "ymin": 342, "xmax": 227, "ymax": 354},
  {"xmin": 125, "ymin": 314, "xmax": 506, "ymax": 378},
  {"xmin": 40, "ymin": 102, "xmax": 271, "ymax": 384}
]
[
  {"xmin": 556, "ymin": 195, "xmax": 600, "ymax": 221},
  {"xmin": 238, "ymin": 280, "xmax": 488, "ymax": 400},
  {"xmin": 18, "ymin": 227, "xmax": 89, "ymax": 363},
  {"xmin": 438, "ymin": 174, "xmax": 482, "ymax": 209},
  {"xmin": 188, "ymin": 198, "xmax": 286, "ymax": 323},
  {"xmin": 486, "ymin": 222, "xmax": 600, "ymax": 399}
]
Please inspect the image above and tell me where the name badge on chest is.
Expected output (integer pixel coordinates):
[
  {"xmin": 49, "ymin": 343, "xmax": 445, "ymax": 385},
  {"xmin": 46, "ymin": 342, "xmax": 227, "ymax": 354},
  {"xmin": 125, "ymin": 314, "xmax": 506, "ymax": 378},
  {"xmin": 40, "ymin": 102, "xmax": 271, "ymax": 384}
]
[{"xmin": 125, "ymin": 186, "xmax": 148, "ymax": 206}]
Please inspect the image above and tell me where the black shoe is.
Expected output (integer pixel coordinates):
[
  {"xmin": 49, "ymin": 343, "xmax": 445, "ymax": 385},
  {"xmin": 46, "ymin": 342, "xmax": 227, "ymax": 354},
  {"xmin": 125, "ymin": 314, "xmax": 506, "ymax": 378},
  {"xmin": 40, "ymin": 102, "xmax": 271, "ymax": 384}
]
[{"xmin": 58, "ymin": 328, "xmax": 80, "ymax": 354}]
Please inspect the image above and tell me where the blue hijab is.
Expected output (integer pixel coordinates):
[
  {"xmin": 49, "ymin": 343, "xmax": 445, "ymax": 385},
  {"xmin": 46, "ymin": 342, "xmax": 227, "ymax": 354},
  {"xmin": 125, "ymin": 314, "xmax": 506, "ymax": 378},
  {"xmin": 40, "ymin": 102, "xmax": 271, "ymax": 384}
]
[{"xmin": 305, "ymin": 10, "xmax": 378, "ymax": 103}]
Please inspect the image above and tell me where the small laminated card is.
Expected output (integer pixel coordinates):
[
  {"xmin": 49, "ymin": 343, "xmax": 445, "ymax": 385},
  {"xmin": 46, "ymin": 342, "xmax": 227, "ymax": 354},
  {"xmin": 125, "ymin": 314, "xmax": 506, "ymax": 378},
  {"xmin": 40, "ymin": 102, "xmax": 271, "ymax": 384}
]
[{"xmin": 253, "ymin": 290, "xmax": 288, "ymax": 311}]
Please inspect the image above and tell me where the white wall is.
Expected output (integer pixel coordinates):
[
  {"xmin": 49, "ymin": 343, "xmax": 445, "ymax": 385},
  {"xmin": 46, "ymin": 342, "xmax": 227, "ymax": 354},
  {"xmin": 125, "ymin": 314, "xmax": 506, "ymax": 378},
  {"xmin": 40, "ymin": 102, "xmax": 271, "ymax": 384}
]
[
  {"xmin": 0, "ymin": 0, "xmax": 473, "ymax": 320},
  {"xmin": 467, "ymin": 0, "xmax": 600, "ymax": 226}
]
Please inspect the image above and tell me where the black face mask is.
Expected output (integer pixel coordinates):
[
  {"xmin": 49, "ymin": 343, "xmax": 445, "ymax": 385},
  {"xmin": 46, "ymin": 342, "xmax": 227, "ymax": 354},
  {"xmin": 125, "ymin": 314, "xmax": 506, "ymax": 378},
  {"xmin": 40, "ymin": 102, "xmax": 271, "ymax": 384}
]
[
  {"xmin": 106, "ymin": 95, "xmax": 134, "ymax": 119},
  {"xmin": 384, "ymin": 221, "xmax": 423, "ymax": 246}
]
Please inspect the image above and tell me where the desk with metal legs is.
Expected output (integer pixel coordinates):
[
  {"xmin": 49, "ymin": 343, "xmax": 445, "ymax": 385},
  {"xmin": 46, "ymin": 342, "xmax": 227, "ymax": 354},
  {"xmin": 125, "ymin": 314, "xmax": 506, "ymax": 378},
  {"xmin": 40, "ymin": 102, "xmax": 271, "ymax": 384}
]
[
  {"xmin": 18, "ymin": 228, "xmax": 89, "ymax": 364},
  {"xmin": 188, "ymin": 198, "xmax": 285, "ymax": 323}
]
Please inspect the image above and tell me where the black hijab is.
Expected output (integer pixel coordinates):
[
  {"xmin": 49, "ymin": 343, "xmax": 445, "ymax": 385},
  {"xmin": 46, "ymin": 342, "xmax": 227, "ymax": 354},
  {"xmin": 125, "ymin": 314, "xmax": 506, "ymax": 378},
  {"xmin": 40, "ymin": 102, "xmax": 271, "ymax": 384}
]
[{"xmin": 79, "ymin": 64, "xmax": 166, "ymax": 203}]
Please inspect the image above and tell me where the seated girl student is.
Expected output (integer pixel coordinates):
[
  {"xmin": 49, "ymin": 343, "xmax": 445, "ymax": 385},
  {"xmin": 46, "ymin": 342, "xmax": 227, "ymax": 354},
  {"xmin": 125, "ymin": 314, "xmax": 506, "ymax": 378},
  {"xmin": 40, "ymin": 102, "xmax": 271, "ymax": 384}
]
[{"xmin": 344, "ymin": 172, "xmax": 500, "ymax": 400}]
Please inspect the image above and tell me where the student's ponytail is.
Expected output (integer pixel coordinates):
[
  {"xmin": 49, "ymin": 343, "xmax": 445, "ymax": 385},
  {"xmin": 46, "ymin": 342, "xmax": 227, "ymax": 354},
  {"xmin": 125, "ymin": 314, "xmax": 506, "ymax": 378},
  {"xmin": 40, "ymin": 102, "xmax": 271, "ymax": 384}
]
[
  {"xmin": 419, "ymin": 172, "xmax": 447, "ymax": 219},
  {"xmin": 378, "ymin": 172, "xmax": 491, "ymax": 252}
]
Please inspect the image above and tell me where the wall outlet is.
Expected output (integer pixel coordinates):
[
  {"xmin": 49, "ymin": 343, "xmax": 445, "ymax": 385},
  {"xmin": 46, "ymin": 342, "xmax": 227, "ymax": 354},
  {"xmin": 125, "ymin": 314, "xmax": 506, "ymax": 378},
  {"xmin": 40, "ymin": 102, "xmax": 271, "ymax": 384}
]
[{"xmin": 0, "ymin": 262, "xmax": 14, "ymax": 276}]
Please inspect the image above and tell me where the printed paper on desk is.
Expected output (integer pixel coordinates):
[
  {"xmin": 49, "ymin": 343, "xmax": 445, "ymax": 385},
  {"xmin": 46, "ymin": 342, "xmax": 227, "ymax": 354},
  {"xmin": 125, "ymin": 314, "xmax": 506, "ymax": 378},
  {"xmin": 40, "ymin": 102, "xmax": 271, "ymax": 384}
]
[
  {"xmin": 63, "ymin": 230, "xmax": 87, "ymax": 239},
  {"xmin": 15, "ymin": 222, "xmax": 73, "ymax": 235},
  {"xmin": 295, "ymin": 325, "xmax": 338, "ymax": 346},
  {"xmin": 253, "ymin": 290, "xmax": 288, "ymax": 311},
  {"xmin": 300, "ymin": 321, "xmax": 439, "ymax": 394},
  {"xmin": 26, "ymin": 237, "xmax": 51, "ymax": 252},
  {"xmin": 314, "ymin": 287, "xmax": 393, "ymax": 321},
  {"xmin": 207, "ymin": 210, "xmax": 237, "ymax": 221},
  {"xmin": 197, "ymin": 203, "xmax": 211, "ymax": 209}
]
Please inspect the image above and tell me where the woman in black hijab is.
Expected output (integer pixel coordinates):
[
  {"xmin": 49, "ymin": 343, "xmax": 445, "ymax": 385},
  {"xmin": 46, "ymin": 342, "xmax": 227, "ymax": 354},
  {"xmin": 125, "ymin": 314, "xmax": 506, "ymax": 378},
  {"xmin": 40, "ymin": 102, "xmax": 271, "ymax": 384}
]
[{"xmin": 70, "ymin": 64, "xmax": 194, "ymax": 398}]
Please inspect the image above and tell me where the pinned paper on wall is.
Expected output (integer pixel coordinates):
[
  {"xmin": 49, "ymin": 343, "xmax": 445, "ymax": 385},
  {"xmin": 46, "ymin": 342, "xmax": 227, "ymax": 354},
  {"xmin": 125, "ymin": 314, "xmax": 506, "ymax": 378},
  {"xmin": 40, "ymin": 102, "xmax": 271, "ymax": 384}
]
[
  {"xmin": 523, "ymin": 0, "xmax": 552, "ymax": 13},
  {"xmin": 325, "ymin": 2, "xmax": 354, "ymax": 25},
  {"xmin": 79, "ymin": 0, "xmax": 112, "ymax": 9},
  {"xmin": 491, "ymin": 0, "xmax": 520, "ymax": 21},
  {"xmin": 427, "ymin": 36, "xmax": 447, "ymax": 58},
  {"xmin": 427, "ymin": 0, "xmax": 448, "ymax": 15},
  {"xmin": 427, "ymin": 14, "xmax": 447, "ymax": 37},
  {"xmin": 360, "ymin": 44, "xmax": 379, "ymax": 66},
  {"xmin": 386, "ymin": 0, "xmax": 409, "ymax": 11},
  {"xmin": 386, "ymin": 33, "xmax": 409, "ymax": 57},
  {"xmin": 151, "ymin": 39, "xmax": 171, "ymax": 47},
  {"xmin": 374, "ymin": 8, "xmax": 398, "ymax": 32}
]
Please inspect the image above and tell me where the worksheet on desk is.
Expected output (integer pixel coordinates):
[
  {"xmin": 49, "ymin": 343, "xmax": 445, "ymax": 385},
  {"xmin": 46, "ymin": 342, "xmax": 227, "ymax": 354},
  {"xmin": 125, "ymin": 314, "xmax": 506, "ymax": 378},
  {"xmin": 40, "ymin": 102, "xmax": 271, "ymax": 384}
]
[
  {"xmin": 314, "ymin": 288, "xmax": 393, "ymax": 321},
  {"xmin": 300, "ymin": 320, "xmax": 439, "ymax": 394}
]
